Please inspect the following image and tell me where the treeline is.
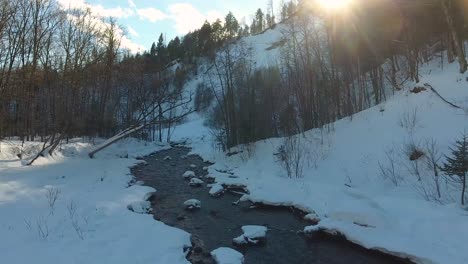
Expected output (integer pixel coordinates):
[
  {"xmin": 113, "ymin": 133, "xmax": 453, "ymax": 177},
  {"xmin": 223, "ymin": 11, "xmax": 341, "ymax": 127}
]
[
  {"xmin": 142, "ymin": 0, "xmax": 300, "ymax": 65},
  {"xmin": 0, "ymin": 0, "xmax": 298, "ymax": 142},
  {"xmin": 0, "ymin": 0, "xmax": 193, "ymax": 142},
  {"xmin": 202, "ymin": 0, "xmax": 468, "ymax": 150}
]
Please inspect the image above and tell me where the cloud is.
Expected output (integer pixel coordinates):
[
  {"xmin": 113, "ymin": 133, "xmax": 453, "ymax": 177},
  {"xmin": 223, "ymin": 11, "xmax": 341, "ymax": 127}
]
[
  {"xmin": 127, "ymin": 26, "xmax": 139, "ymax": 37},
  {"xmin": 137, "ymin": 7, "xmax": 168, "ymax": 23},
  {"xmin": 128, "ymin": 0, "xmax": 136, "ymax": 9},
  {"xmin": 168, "ymin": 3, "xmax": 223, "ymax": 34},
  {"xmin": 120, "ymin": 35, "xmax": 145, "ymax": 53},
  {"xmin": 57, "ymin": 0, "xmax": 133, "ymax": 18},
  {"xmin": 58, "ymin": 0, "xmax": 143, "ymax": 53}
]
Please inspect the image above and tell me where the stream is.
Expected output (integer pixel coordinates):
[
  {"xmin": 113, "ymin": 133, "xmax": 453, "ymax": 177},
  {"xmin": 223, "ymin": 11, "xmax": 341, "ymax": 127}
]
[{"xmin": 131, "ymin": 146, "xmax": 413, "ymax": 264}]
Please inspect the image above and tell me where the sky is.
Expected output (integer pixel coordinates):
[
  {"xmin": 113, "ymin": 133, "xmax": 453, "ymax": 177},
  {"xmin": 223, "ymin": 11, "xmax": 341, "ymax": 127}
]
[{"xmin": 57, "ymin": 0, "xmax": 278, "ymax": 54}]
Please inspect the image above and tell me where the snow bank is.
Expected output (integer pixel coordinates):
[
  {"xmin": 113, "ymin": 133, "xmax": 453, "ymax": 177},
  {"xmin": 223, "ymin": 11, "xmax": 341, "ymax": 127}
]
[{"xmin": 0, "ymin": 139, "xmax": 190, "ymax": 264}]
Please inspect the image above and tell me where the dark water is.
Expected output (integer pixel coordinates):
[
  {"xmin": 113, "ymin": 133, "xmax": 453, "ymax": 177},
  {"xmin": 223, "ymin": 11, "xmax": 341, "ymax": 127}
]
[{"xmin": 131, "ymin": 147, "xmax": 413, "ymax": 264}]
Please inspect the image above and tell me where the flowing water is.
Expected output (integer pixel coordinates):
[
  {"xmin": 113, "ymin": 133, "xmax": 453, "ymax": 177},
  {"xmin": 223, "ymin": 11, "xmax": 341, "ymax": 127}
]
[{"xmin": 131, "ymin": 146, "xmax": 413, "ymax": 264}]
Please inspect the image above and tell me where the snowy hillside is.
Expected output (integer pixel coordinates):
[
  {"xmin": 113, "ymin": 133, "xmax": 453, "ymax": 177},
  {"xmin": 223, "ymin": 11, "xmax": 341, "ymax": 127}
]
[{"xmin": 169, "ymin": 52, "xmax": 468, "ymax": 264}]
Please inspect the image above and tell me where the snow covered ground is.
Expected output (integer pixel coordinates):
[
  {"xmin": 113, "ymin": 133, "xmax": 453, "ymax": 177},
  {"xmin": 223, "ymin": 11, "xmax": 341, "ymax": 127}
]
[
  {"xmin": 1, "ymin": 17, "xmax": 468, "ymax": 264},
  {"xmin": 0, "ymin": 139, "xmax": 191, "ymax": 264},
  {"xmin": 169, "ymin": 59, "xmax": 468, "ymax": 264}
]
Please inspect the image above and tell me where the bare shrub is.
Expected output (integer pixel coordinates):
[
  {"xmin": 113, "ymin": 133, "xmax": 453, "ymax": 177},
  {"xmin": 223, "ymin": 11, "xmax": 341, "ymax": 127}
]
[
  {"xmin": 399, "ymin": 107, "xmax": 419, "ymax": 134},
  {"xmin": 45, "ymin": 187, "xmax": 61, "ymax": 215},
  {"xmin": 378, "ymin": 146, "xmax": 403, "ymax": 186},
  {"xmin": 423, "ymin": 138, "xmax": 442, "ymax": 199},
  {"xmin": 67, "ymin": 200, "xmax": 84, "ymax": 240},
  {"xmin": 403, "ymin": 140, "xmax": 425, "ymax": 181},
  {"xmin": 23, "ymin": 219, "xmax": 32, "ymax": 231},
  {"xmin": 277, "ymin": 136, "xmax": 307, "ymax": 178},
  {"xmin": 36, "ymin": 217, "xmax": 49, "ymax": 240}
]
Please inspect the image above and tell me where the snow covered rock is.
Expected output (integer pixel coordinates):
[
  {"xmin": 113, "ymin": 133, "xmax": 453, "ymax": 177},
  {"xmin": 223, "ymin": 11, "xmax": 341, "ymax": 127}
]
[
  {"xmin": 304, "ymin": 213, "xmax": 321, "ymax": 224},
  {"xmin": 184, "ymin": 199, "xmax": 201, "ymax": 210},
  {"xmin": 182, "ymin": 170, "xmax": 196, "ymax": 179},
  {"xmin": 203, "ymin": 166, "xmax": 209, "ymax": 171},
  {"xmin": 190, "ymin": 164, "xmax": 197, "ymax": 168},
  {"xmin": 189, "ymin": 178, "xmax": 204, "ymax": 187},
  {"xmin": 211, "ymin": 247, "xmax": 244, "ymax": 264},
  {"xmin": 143, "ymin": 191, "xmax": 157, "ymax": 201},
  {"xmin": 209, "ymin": 184, "xmax": 224, "ymax": 197},
  {"xmin": 163, "ymin": 156, "xmax": 172, "ymax": 161},
  {"xmin": 233, "ymin": 225, "xmax": 267, "ymax": 245},
  {"xmin": 127, "ymin": 201, "xmax": 152, "ymax": 214}
]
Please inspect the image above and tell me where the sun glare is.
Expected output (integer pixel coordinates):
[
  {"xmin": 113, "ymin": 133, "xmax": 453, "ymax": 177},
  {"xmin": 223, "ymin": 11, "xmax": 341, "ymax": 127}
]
[{"xmin": 317, "ymin": 0, "xmax": 352, "ymax": 10}]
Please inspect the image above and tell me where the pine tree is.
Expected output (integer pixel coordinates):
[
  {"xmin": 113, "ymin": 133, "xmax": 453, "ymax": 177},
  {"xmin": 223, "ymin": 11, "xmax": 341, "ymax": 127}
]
[
  {"xmin": 224, "ymin": 11, "xmax": 239, "ymax": 39},
  {"xmin": 255, "ymin": 8, "xmax": 265, "ymax": 33},
  {"xmin": 441, "ymin": 134, "xmax": 468, "ymax": 205}
]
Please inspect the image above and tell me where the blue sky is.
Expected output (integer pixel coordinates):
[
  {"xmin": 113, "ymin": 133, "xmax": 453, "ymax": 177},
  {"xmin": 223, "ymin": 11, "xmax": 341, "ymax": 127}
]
[{"xmin": 58, "ymin": 0, "xmax": 277, "ymax": 53}]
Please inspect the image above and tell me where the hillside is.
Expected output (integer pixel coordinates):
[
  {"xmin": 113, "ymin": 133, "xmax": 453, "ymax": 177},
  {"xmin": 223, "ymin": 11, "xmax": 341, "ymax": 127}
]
[
  {"xmin": 1, "ymin": 1, "xmax": 468, "ymax": 264},
  {"xmin": 167, "ymin": 28, "xmax": 468, "ymax": 263}
]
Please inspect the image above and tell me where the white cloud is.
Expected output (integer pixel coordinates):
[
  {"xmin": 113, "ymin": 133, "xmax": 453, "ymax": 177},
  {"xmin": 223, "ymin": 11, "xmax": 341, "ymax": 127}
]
[
  {"xmin": 127, "ymin": 26, "xmax": 139, "ymax": 37},
  {"xmin": 137, "ymin": 8, "xmax": 168, "ymax": 23},
  {"xmin": 128, "ymin": 0, "xmax": 136, "ymax": 8},
  {"xmin": 168, "ymin": 3, "xmax": 223, "ymax": 34},
  {"xmin": 93, "ymin": 6, "xmax": 134, "ymax": 18},
  {"xmin": 120, "ymin": 35, "xmax": 145, "ymax": 53},
  {"xmin": 57, "ymin": 0, "xmax": 133, "ymax": 18}
]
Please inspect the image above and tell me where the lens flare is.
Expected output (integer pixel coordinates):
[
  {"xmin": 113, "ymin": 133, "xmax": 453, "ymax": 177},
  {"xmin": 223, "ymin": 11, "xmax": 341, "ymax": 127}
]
[{"xmin": 317, "ymin": 0, "xmax": 352, "ymax": 10}]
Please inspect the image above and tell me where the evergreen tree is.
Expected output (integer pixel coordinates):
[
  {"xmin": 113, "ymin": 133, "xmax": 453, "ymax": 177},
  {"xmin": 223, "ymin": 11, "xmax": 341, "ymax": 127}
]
[
  {"xmin": 150, "ymin": 42, "xmax": 156, "ymax": 57},
  {"xmin": 167, "ymin": 36, "xmax": 181, "ymax": 61},
  {"xmin": 155, "ymin": 33, "xmax": 167, "ymax": 68},
  {"xmin": 224, "ymin": 11, "xmax": 239, "ymax": 39},
  {"xmin": 255, "ymin": 8, "xmax": 265, "ymax": 33},
  {"xmin": 441, "ymin": 134, "xmax": 468, "ymax": 205},
  {"xmin": 211, "ymin": 19, "xmax": 225, "ymax": 45}
]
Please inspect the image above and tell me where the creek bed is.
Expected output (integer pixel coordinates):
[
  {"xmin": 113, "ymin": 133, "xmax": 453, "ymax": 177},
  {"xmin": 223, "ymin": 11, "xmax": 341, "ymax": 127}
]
[{"xmin": 131, "ymin": 146, "xmax": 413, "ymax": 264}]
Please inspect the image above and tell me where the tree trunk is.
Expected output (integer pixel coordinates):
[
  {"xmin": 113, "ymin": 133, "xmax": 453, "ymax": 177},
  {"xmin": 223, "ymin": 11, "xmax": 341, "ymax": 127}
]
[{"xmin": 442, "ymin": 0, "xmax": 467, "ymax": 73}]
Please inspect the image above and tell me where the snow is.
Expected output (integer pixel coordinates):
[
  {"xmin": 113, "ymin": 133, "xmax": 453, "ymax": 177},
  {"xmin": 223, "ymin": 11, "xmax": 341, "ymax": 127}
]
[
  {"xmin": 167, "ymin": 52, "xmax": 468, "ymax": 263},
  {"xmin": 209, "ymin": 184, "xmax": 224, "ymax": 197},
  {"xmin": 127, "ymin": 200, "xmax": 152, "ymax": 214},
  {"xmin": 304, "ymin": 213, "xmax": 321, "ymax": 223},
  {"xmin": 189, "ymin": 178, "xmax": 204, "ymax": 187},
  {"xmin": 2, "ymin": 19, "xmax": 468, "ymax": 264},
  {"xmin": 190, "ymin": 164, "xmax": 197, "ymax": 168},
  {"xmin": 183, "ymin": 199, "xmax": 201, "ymax": 210},
  {"xmin": 211, "ymin": 247, "xmax": 244, "ymax": 264},
  {"xmin": 0, "ymin": 138, "xmax": 190, "ymax": 264},
  {"xmin": 182, "ymin": 170, "xmax": 196, "ymax": 179},
  {"xmin": 233, "ymin": 225, "xmax": 267, "ymax": 245}
]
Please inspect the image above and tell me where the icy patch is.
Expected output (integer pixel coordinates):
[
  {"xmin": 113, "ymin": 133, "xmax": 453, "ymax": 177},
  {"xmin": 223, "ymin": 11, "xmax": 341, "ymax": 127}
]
[
  {"xmin": 233, "ymin": 225, "xmax": 267, "ymax": 245},
  {"xmin": 127, "ymin": 201, "xmax": 152, "ymax": 214},
  {"xmin": 211, "ymin": 247, "xmax": 244, "ymax": 264},
  {"xmin": 163, "ymin": 156, "xmax": 172, "ymax": 161},
  {"xmin": 184, "ymin": 199, "xmax": 201, "ymax": 210},
  {"xmin": 209, "ymin": 184, "xmax": 224, "ymax": 197},
  {"xmin": 182, "ymin": 170, "xmax": 196, "ymax": 179},
  {"xmin": 190, "ymin": 164, "xmax": 197, "ymax": 168},
  {"xmin": 189, "ymin": 178, "xmax": 204, "ymax": 187}
]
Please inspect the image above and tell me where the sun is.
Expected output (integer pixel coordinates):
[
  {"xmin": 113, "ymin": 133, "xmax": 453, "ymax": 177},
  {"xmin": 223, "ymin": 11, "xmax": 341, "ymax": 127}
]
[{"xmin": 317, "ymin": 0, "xmax": 352, "ymax": 10}]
